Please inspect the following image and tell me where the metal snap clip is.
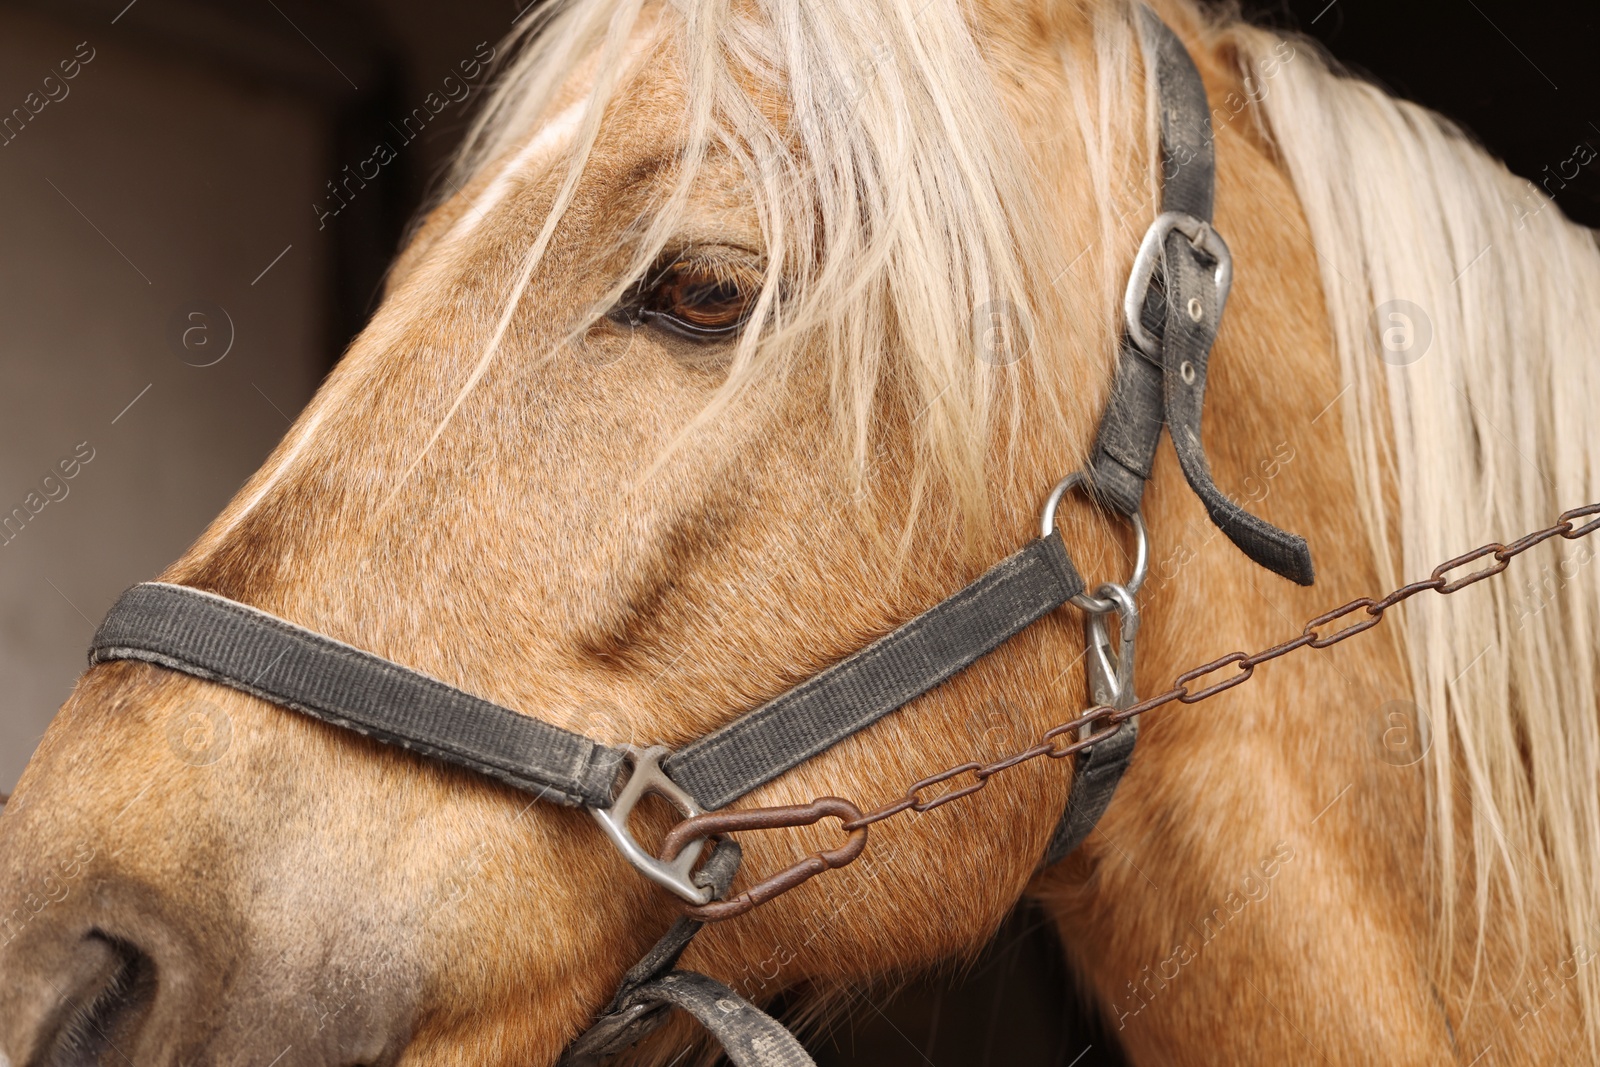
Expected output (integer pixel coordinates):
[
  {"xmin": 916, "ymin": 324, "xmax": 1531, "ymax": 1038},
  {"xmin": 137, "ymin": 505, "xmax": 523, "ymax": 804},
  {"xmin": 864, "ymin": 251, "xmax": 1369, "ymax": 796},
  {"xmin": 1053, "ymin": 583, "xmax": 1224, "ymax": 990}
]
[{"xmin": 1081, "ymin": 582, "xmax": 1140, "ymax": 740}]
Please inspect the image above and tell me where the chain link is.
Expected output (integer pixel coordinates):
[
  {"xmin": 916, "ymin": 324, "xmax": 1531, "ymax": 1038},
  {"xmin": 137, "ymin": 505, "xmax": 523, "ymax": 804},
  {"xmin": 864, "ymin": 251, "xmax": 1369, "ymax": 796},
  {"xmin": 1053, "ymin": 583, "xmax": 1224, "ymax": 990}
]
[{"xmin": 677, "ymin": 504, "xmax": 1600, "ymax": 922}]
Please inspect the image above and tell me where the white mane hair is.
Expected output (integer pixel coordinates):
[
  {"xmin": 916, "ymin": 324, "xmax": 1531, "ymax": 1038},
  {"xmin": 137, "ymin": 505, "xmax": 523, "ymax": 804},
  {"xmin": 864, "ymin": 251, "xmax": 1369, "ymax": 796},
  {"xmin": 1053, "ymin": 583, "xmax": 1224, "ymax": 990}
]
[
  {"xmin": 1228, "ymin": 17, "xmax": 1600, "ymax": 1044},
  {"xmin": 446, "ymin": 0, "xmax": 1600, "ymax": 1046}
]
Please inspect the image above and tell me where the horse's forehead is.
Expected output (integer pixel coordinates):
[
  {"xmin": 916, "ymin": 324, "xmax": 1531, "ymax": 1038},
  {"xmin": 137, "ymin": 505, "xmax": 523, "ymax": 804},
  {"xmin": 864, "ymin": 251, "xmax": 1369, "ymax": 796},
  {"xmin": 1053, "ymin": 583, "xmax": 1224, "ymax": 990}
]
[
  {"xmin": 407, "ymin": 67, "xmax": 771, "ymax": 301},
  {"xmin": 435, "ymin": 101, "xmax": 591, "ymax": 252}
]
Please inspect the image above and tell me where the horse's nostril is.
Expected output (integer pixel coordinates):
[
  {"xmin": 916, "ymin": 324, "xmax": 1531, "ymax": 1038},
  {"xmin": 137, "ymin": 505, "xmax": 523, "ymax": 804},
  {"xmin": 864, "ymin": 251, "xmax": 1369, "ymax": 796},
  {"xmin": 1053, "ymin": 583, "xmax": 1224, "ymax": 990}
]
[{"xmin": 38, "ymin": 933, "xmax": 156, "ymax": 1067}]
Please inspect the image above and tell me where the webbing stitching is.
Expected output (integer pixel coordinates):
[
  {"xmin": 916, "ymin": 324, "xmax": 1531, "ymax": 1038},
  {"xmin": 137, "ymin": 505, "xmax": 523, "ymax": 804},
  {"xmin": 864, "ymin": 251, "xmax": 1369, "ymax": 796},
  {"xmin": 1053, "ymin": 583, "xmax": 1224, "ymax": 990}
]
[
  {"xmin": 666, "ymin": 538, "xmax": 1082, "ymax": 805},
  {"xmin": 91, "ymin": 584, "xmax": 618, "ymax": 806}
]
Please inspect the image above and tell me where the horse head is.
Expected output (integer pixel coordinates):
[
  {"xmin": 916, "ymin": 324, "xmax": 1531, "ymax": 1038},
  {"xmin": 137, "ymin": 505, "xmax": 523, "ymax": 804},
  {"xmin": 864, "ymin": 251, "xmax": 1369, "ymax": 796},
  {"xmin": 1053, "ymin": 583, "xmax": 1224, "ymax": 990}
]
[{"xmin": 4, "ymin": 0, "xmax": 1599, "ymax": 1064}]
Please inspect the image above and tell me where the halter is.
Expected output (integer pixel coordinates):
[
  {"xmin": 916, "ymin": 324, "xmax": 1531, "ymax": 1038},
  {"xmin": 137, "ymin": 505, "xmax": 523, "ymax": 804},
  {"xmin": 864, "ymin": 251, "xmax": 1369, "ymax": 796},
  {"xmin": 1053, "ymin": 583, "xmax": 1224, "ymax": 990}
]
[{"xmin": 86, "ymin": 9, "xmax": 1313, "ymax": 1064}]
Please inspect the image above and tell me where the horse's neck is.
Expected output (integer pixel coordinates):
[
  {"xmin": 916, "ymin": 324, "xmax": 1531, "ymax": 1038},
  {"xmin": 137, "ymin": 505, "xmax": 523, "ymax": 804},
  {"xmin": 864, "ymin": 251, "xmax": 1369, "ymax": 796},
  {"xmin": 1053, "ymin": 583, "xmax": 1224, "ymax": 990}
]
[
  {"xmin": 1028, "ymin": 14, "xmax": 1600, "ymax": 1061},
  {"xmin": 1246, "ymin": 29, "xmax": 1600, "ymax": 1053}
]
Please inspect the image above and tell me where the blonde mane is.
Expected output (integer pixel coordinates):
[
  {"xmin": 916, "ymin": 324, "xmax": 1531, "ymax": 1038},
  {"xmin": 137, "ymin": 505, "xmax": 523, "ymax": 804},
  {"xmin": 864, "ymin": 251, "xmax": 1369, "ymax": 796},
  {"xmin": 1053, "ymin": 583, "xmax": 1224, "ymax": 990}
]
[{"xmin": 1224, "ymin": 20, "xmax": 1600, "ymax": 1043}]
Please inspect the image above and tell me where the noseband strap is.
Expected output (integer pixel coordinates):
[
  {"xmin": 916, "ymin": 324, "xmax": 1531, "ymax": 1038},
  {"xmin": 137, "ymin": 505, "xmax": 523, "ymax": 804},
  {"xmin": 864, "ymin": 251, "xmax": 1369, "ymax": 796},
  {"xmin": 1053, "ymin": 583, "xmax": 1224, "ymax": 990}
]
[
  {"xmin": 91, "ymin": 531, "xmax": 1083, "ymax": 815},
  {"xmin": 88, "ymin": 581, "xmax": 625, "ymax": 807}
]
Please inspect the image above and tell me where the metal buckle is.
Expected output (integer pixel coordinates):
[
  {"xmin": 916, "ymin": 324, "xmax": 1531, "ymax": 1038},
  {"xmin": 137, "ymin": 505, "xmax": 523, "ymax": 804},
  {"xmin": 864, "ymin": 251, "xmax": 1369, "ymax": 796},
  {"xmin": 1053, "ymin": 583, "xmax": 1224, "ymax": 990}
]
[
  {"xmin": 1081, "ymin": 582, "xmax": 1139, "ymax": 740},
  {"xmin": 1040, "ymin": 471, "xmax": 1148, "ymax": 615},
  {"xmin": 590, "ymin": 745, "xmax": 714, "ymax": 906},
  {"xmin": 1123, "ymin": 211, "xmax": 1233, "ymax": 357}
]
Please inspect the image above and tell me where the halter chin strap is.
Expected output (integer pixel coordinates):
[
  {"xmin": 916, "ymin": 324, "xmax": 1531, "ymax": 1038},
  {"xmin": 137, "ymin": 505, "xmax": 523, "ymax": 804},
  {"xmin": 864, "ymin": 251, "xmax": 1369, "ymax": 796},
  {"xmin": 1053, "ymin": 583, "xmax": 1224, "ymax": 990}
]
[
  {"xmin": 86, "ymin": 8, "xmax": 1311, "ymax": 1064},
  {"xmin": 554, "ymin": 843, "xmax": 822, "ymax": 1067}
]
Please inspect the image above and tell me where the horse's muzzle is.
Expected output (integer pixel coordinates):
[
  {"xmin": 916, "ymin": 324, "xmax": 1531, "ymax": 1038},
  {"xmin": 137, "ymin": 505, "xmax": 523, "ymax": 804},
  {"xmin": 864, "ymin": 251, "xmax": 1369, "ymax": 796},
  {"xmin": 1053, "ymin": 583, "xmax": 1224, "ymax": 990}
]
[{"xmin": 0, "ymin": 849, "xmax": 414, "ymax": 1067}]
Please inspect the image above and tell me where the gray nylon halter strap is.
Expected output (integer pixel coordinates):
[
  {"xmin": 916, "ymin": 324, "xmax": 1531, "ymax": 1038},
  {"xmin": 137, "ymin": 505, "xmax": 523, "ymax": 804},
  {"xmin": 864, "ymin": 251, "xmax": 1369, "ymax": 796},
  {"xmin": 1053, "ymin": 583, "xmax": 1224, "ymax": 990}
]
[
  {"xmin": 87, "ymin": 541, "xmax": 1083, "ymax": 1067},
  {"xmin": 1040, "ymin": 9, "xmax": 1214, "ymax": 867},
  {"xmin": 1043, "ymin": 5, "xmax": 1314, "ymax": 862},
  {"xmin": 560, "ymin": 971, "xmax": 815, "ymax": 1067},
  {"xmin": 89, "ymin": 534, "xmax": 1084, "ymax": 817},
  {"xmin": 1086, "ymin": 6, "xmax": 1313, "ymax": 586},
  {"xmin": 86, "ymin": 536, "xmax": 1078, "ymax": 1067},
  {"xmin": 88, "ymin": 581, "xmax": 623, "ymax": 807},
  {"xmin": 552, "ymin": 843, "xmax": 803, "ymax": 1067}
]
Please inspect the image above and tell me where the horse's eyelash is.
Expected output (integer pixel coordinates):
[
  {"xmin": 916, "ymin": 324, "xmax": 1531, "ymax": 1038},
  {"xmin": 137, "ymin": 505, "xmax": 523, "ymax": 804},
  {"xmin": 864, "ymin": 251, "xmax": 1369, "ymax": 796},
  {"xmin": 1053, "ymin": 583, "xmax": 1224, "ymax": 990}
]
[{"xmin": 651, "ymin": 249, "xmax": 766, "ymax": 289}]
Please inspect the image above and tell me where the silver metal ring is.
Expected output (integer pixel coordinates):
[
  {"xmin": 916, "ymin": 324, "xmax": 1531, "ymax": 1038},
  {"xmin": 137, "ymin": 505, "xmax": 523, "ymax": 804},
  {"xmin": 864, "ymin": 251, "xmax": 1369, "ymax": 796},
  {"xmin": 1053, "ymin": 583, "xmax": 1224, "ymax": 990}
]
[
  {"xmin": 1039, "ymin": 471, "xmax": 1089, "ymax": 540},
  {"xmin": 1039, "ymin": 472, "xmax": 1148, "ymax": 614}
]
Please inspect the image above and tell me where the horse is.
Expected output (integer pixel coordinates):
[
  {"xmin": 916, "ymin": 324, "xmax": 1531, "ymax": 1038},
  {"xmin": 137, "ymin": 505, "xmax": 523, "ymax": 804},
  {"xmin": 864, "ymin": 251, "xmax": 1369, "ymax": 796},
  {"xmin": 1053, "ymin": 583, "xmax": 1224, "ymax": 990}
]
[{"xmin": 2, "ymin": 0, "xmax": 1598, "ymax": 1062}]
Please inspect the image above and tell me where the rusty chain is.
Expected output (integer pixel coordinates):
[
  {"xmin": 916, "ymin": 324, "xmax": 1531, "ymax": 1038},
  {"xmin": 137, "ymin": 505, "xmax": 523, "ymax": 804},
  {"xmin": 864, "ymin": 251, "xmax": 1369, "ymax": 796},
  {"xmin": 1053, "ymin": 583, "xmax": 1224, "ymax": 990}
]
[{"xmin": 669, "ymin": 503, "xmax": 1600, "ymax": 922}]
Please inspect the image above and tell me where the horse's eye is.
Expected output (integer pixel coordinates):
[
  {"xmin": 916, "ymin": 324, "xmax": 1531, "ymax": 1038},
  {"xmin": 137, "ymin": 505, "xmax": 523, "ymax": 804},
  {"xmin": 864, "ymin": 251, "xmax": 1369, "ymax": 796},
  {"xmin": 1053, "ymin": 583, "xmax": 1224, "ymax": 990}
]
[{"xmin": 623, "ymin": 254, "xmax": 762, "ymax": 341}]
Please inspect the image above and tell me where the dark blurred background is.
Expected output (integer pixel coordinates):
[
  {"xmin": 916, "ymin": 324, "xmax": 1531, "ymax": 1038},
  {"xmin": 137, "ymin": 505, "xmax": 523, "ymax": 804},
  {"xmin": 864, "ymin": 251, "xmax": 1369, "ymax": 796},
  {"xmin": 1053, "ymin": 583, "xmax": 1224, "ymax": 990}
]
[{"xmin": 0, "ymin": 0, "xmax": 1593, "ymax": 1063}]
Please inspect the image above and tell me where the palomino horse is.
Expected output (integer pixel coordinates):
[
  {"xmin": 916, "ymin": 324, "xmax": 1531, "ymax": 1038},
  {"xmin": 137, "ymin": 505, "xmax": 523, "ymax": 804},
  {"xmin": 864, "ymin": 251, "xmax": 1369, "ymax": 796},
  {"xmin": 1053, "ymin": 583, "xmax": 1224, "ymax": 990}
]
[{"xmin": 2, "ymin": 0, "xmax": 1598, "ymax": 1062}]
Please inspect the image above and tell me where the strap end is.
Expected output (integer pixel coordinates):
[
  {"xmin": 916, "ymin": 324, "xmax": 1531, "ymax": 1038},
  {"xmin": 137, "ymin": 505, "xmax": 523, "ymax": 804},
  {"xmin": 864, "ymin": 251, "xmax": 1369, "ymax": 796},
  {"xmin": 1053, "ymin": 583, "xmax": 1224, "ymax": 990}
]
[{"xmin": 1205, "ymin": 498, "xmax": 1316, "ymax": 587}]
